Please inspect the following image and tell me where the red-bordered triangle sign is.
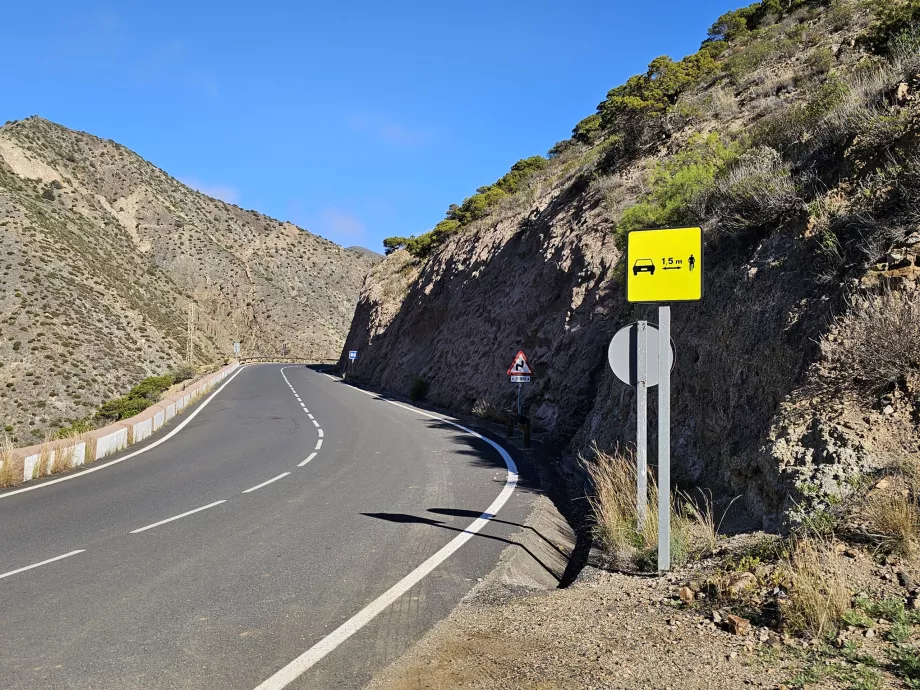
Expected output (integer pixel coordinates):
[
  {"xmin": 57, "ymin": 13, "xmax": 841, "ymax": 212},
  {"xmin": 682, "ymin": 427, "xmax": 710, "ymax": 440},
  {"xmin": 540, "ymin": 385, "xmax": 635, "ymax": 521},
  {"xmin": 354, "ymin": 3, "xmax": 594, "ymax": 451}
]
[{"xmin": 507, "ymin": 351, "xmax": 532, "ymax": 376}]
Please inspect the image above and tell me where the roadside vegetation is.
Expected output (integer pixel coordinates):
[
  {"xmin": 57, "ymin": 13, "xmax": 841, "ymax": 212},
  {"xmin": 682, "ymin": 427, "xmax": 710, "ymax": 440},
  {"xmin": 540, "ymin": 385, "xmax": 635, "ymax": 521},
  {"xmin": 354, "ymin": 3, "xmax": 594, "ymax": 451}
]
[{"xmin": 61, "ymin": 363, "xmax": 196, "ymax": 431}]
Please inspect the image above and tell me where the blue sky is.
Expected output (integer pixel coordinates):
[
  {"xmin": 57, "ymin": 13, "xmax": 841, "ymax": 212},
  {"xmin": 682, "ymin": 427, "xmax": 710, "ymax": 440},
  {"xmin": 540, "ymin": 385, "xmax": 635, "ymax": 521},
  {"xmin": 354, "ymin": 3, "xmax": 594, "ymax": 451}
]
[{"xmin": 1, "ymin": 1, "xmax": 740, "ymax": 251}]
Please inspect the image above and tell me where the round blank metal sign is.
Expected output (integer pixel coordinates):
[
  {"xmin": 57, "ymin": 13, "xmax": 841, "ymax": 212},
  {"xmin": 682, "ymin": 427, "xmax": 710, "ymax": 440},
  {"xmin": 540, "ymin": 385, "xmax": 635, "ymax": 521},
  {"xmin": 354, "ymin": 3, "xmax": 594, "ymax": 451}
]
[{"xmin": 608, "ymin": 322, "xmax": 675, "ymax": 387}]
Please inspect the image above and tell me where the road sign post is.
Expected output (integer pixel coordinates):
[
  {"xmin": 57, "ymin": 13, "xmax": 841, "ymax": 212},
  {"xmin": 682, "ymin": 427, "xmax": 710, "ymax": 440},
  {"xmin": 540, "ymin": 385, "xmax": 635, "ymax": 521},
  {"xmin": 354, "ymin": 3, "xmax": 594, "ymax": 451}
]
[
  {"xmin": 657, "ymin": 305, "xmax": 671, "ymax": 572},
  {"xmin": 616, "ymin": 226, "xmax": 702, "ymax": 572},
  {"xmin": 346, "ymin": 350, "xmax": 357, "ymax": 380},
  {"xmin": 507, "ymin": 351, "xmax": 532, "ymax": 438},
  {"xmin": 609, "ymin": 322, "xmax": 674, "ymax": 534},
  {"xmin": 636, "ymin": 321, "xmax": 648, "ymax": 530}
]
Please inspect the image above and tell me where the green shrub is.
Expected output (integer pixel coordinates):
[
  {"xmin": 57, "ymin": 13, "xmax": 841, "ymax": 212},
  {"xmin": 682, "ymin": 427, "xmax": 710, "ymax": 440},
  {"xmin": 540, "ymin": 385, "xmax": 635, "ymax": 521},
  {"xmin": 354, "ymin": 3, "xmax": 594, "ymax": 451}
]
[
  {"xmin": 56, "ymin": 418, "xmax": 95, "ymax": 438},
  {"xmin": 862, "ymin": 0, "xmax": 920, "ymax": 54},
  {"xmin": 95, "ymin": 373, "xmax": 175, "ymax": 423},
  {"xmin": 406, "ymin": 219, "xmax": 460, "ymax": 259},
  {"xmin": 806, "ymin": 46, "xmax": 836, "ymax": 76},
  {"xmin": 409, "ymin": 375, "xmax": 429, "ymax": 401},
  {"xmin": 493, "ymin": 156, "xmax": 549, "ymax": 195},
  {"xmin": 573, "ymin": 114, "xmax": 602, "ymax": 144},
  {"xmin": 698, "ymin": 146, "xmax": 800, "ymax": 235},
  {"xmin": 168, "ymin": 363, "xmax": 196, "ymax": 383},
  {"xmin": 707, "ymin": 0, "xmax": 815, "ymax": 44},
  {"xmin": 382, "ymin": 236, "xmax": 409, "ymax": 255},
  {"xmin": 547, "ymin": 139, "xmax": 576, "ymax": 158},
  {"xmin": 617, "ymin": 133, "xmax": 742, "ymax": 241},
  {"xmin": 599, "ymin": 52, "xmax": 719, "ymax": 131}
]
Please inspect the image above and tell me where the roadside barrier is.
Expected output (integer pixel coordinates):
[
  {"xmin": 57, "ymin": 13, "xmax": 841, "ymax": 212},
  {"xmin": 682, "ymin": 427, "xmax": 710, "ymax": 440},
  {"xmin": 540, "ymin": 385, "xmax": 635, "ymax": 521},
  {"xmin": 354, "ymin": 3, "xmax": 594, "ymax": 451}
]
[{"xmin": 1, "ymin": 361, "xmax": 240, "ymax": 485}]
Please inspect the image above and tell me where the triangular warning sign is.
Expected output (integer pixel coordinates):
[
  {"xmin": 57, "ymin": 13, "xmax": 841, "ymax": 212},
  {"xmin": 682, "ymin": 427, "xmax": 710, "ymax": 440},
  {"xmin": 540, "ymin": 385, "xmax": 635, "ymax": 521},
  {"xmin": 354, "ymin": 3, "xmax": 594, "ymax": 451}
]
[{"xmin": 507, "ymin": 351, "xmax": 532, "ymax": 376}]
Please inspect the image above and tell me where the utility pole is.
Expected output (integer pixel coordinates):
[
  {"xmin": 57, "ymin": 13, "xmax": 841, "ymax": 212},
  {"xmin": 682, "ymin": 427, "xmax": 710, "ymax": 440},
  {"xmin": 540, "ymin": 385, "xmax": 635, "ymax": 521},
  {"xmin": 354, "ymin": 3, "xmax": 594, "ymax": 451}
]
[{"xmin": 186, "ymin": 304, "xmax": 195, "ymax": 365}]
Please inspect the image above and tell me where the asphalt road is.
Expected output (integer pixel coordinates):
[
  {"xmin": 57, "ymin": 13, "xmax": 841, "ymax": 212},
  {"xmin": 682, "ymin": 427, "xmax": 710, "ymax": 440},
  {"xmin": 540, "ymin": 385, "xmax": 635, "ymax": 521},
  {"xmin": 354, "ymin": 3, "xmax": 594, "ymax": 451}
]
[{"xmin": 0, "ymin": 364, "xmax": 536, "ymax": 689}]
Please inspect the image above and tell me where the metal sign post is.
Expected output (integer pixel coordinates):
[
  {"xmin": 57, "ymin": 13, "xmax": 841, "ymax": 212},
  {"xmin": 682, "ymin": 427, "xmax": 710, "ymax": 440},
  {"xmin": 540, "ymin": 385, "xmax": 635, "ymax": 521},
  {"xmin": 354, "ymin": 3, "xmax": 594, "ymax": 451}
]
[
  {"xmin": 636, "ymin": 321, "xmax": 648, "ymax": 530},
  {"xmin": 657, "ymin": 306, "xmax": 671, "ymax": 571},
  {"xmin": 507, "ymin": 351, "xmax": 533, "ymax": 440},
  {"xmin": 620, "ymin": 225, "xmax": 702, "ymax": 573},
  {"xmin": 346, "ymin": 350, "xmax": 357, "ymax": 380},
  {"xmin": 609, "ymin": 323, "xmax": 673, "ymax": 536}
]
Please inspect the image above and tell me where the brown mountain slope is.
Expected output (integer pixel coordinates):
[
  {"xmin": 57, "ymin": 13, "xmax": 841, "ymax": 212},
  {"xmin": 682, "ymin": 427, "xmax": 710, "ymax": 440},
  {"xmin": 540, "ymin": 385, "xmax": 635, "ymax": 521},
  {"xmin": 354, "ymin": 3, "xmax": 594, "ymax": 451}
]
[
  {"xmin": 340, "ymin": 0, "xmax": 920, "ymax": 528},
  {"xmin": 0, "ymin": 116, "xmax": 377, "ymax": 444}
]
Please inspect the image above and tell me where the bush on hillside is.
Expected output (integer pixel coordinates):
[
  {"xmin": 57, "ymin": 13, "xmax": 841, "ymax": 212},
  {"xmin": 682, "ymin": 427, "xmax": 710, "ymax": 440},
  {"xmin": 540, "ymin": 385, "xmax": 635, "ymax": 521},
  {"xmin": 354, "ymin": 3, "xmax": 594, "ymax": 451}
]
[
  {"xmin": 409, "ymin": 375, "xmax": 429, "ymax": 401},
  {"xmin": 823, "ymin": 289, "xmax": 920, "ymax": 395},
  {"xmin": 616, "ymin": 133, "xmax": 742, "ymax": 241},
  {"xmin": 862, "ymin": 0, "xmax": 920, "ymax": 54},
  {"xmin": 697, "ymin": 146, "xmax": 801, "ymax": 235},
  {"xmin": 572, "ymin": 114, "xmax": 602, "ymax": 144},
  {"xmin": 599, "ymin": 52, "xmax": 720, "ymax": 133},
  {"xmin": 707, "ymin": 0, "xmax": 817, "ymax": 44},
  {"xmin": 95, "ymin": 373, "xmax": 175, "ymax": 423},
  {"xmin": 382, "ymin": 236, "xmax": 409, "ymax": 255},
  {"xmin": 405, "ymin": 219, "xmax": 460, "ymax": 259},
  {"xmin": 169, "ymin": 363, "xmax": 196, "ymax": 383}
]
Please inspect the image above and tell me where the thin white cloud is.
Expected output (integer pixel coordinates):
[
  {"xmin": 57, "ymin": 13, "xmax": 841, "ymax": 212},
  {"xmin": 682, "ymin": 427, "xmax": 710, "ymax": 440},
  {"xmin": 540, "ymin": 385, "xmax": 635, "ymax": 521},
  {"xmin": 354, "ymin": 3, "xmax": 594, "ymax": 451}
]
[
  {"xmin": 318, "ymin": 207, "xmax": 367, "ymax": 244},
  {"xmin": 180, "ymin": 176, "xmax": 240, "ymax": 204},
  {"xmin": 347, "ymin": 114, "xmax": 433, "ymax": 147}
]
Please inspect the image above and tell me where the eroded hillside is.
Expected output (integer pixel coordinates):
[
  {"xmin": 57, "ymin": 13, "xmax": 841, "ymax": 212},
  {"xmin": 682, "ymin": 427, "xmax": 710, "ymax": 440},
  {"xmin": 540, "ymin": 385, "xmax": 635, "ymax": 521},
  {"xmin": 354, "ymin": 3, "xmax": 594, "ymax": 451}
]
[
  {"xmin": 0, "ymin": 117, "xmax": 378, "ymax": 444},
  {"xmin": 342, "ymin": 0, "xmax": 920, "ymax": 527}
]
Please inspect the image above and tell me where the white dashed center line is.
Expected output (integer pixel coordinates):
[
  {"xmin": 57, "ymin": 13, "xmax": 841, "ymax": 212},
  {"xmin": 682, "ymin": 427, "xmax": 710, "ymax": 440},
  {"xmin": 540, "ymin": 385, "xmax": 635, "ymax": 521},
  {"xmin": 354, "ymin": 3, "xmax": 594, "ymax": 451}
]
[
  {"xmin": 130, "ymin": 501, "xmax": 227, "ymax": 534},
  {"xmin": 0, "ymin": 550, "xmax": 86, "ymax": 580},
  {"xmin": 242, "ymin": 473, "xmax": 291, "ymax": 494}
]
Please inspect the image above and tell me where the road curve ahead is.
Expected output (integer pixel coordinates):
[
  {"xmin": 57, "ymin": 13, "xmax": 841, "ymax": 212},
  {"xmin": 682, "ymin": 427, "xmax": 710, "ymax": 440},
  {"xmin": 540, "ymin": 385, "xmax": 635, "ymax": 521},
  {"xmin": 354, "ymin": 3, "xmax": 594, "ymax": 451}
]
[{"xmin": 0, "ymin": 364, "xmax": 536, "ymax": 690}]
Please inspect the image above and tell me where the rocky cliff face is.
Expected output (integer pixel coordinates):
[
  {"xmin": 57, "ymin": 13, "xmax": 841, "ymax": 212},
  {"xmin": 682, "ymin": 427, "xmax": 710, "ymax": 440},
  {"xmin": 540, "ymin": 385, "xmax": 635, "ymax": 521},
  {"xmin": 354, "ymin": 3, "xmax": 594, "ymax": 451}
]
[
  {"xmin": 342, "ymin": 1, "xmax": 920, "ymax": 527},
  {"xmin": 0, "ymin": 117, "xmax": 378, "ymax": 444}
]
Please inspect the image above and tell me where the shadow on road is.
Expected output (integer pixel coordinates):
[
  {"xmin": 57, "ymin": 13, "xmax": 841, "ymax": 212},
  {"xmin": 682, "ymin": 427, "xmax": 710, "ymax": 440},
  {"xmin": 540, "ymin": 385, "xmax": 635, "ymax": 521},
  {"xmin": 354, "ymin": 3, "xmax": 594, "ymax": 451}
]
[{"xmin": 360, "ymin": 510, "xmax": 563, "ymax": 583}]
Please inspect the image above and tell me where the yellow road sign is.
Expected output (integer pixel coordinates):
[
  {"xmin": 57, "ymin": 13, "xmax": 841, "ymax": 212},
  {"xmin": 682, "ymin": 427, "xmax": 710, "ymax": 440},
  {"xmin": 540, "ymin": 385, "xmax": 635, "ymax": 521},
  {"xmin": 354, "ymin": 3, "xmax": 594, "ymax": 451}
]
[{"xmin": 626, "ymin": 227, "xmax": 703, "ymax": 303}]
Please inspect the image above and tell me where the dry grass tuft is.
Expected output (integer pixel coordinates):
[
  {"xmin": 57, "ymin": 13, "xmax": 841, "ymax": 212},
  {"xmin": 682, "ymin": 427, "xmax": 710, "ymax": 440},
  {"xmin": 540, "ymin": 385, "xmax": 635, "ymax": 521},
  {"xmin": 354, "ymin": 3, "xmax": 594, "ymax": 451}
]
[
  {"xmin": 681, "ymin": 489, "xmax": 740, "ymax": 556},
  {"xmin": 471, "ymin": 399, "xmax": 504, "ymax": 423},
  {"xmin": 779, "ymin": 537, "xmax": 851, "ymax": 639},
  {"xmin": 0, "ymin": 434, "xmax": 23, "ymax": 488},
  {"xmin": 583, "ymin": 446, "xmax": 691, "ymax": 570},
  {"xmin": 50, "ymin": 436, "xmax": 80, "ymax": 475},
  {"xmin": 860, "ymin": 459, "xmax": 920, "ymax": 558},
  {"xmin": 823, "ymin": 289, "xmax": 920, "ymax": 395}
]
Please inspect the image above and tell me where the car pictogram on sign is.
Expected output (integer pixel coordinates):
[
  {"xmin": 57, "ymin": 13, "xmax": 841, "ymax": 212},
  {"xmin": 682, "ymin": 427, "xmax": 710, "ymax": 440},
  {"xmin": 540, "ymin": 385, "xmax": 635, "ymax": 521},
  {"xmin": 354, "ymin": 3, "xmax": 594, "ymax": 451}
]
[{"xmin": 633, "ymin": 258, "xmax": 655, "ymax": 276}]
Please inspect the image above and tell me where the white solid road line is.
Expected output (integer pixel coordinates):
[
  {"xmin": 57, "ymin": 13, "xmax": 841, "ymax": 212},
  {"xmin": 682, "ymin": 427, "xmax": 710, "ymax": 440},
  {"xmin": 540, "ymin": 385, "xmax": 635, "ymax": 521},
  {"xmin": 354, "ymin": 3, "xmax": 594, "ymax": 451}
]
[
  {"xmin": 242, "ymin": 472, "xmax": 291, "ymax": 494},
  {"xmin": 253, "ymin": 372, "xmax": 519, "ymax": 690},
  {"xmin": 298, "ymin": 453, "xmax": 317, "ymax": 467},
  {"xmin": 1, "ymin": 366, "xmax": 247, "ymax": 500},
  {"xmin": 129, "ymin": 500, "xmax": 227, "ymax": 534},
  {"xmin": 0, "ymin": 550, "xmax": 86, "ymax": 580}
]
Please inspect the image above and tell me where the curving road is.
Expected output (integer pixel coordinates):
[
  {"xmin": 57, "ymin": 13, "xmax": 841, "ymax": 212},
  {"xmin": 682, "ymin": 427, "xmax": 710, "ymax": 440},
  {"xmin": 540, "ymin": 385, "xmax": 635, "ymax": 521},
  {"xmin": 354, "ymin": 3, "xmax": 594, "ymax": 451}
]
[{"xmin": 0, "ymin": 364, "xmax": 535, "ymax": 689}]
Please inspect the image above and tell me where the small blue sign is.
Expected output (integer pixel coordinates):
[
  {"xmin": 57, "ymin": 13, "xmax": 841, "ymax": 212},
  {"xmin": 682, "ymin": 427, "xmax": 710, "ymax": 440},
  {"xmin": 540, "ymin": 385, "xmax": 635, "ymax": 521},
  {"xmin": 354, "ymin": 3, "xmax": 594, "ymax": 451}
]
[{"xmin": 349, "ymin": 350, "xmax": 358, "ymax": 361}]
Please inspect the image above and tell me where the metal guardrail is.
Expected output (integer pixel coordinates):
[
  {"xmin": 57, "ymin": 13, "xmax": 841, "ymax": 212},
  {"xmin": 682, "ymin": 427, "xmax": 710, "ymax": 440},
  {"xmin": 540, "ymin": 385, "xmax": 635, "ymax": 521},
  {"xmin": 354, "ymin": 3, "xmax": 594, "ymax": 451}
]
[{"xmin": 239, "ymin": 357, "xmax": 338, "ymax": 365}]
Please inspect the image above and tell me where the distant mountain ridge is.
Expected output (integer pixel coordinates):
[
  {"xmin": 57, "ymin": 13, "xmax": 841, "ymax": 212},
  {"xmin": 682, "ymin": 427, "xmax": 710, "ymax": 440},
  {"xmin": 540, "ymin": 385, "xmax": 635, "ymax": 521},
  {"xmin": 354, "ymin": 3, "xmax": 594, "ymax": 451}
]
[{"xmin": 0, "ymin": 116, "xmax": 378, "ymax": 444}]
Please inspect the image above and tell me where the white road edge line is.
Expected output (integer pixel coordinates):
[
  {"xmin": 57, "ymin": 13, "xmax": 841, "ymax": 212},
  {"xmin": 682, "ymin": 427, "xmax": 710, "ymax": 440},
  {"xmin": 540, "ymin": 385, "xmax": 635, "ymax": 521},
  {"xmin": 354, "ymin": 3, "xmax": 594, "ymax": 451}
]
[
  {"xmin": 298, "ymin": 453, "xmax": 317, "ymax": 467},
  {"xmin": 129, "ymin": 500, "xmax": 226, "ymax": 534},
  {"xmin": 241, "ymin": 472, "xmax": 290, "ymax": 494},
  {"xmin": 0, "ymin": 550, "xmax": 86, "ymax": 580},
  {"xmin": 253, "ymin": 376, "xmax": 519, "ymax": 690},
  {"xmin": 1, "ymin": 366, "xmax": 248, "ymax": 500}
]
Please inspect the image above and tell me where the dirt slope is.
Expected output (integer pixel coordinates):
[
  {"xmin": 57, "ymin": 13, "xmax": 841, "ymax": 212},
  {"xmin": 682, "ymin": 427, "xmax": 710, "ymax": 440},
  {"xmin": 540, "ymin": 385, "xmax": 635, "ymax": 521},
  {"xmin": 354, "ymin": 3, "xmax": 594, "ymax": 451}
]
[{"xmin": 0, "ymin": 116, "xmax": 377, "ymax": 444}]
